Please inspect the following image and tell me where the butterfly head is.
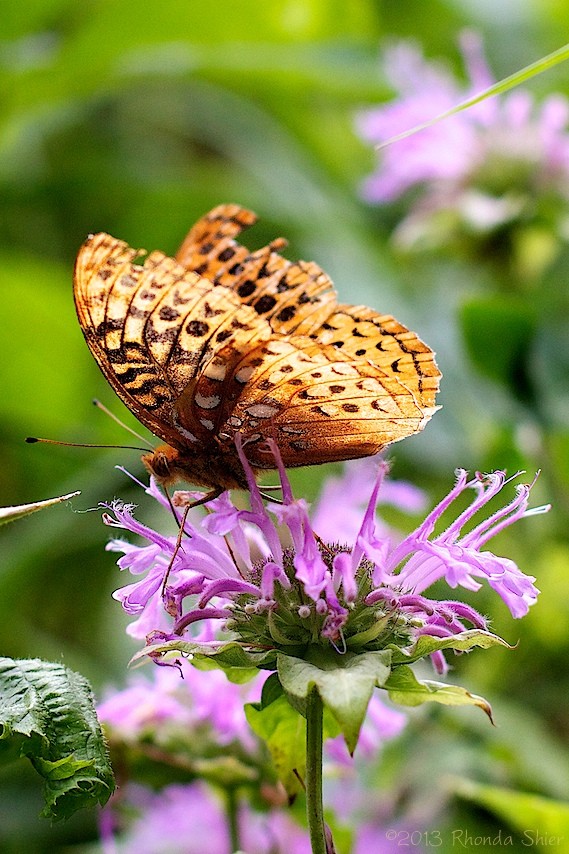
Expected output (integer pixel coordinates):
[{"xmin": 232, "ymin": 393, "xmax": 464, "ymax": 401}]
[
  {"xmin": 141, "ymin": 444, "xmax": 183, "ymax": 486},
  {"xmin": 141, "ymin": 442, "xmax": 251, "ymax": 492}
]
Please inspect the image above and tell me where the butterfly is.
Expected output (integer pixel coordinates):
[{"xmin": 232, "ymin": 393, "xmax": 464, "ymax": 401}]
[{"xmin": 73, "ymin": 204, "xmax": 440, "ymax": 498}]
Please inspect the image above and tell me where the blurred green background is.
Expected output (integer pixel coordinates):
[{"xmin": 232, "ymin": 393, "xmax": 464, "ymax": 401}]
[{"xmin": 1, "ymin": 0, "xmax": 568, "ymax": 850}]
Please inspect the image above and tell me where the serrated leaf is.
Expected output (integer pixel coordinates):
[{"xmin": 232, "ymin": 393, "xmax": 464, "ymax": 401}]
[
  {"xmin": 0, "ymin": 491, "xmax": 80, "ymax": 526},
  {"xmin": 132, "ymin": 639, "xmax": 277, "ymax": 680},
  {"xmin": 385, "ymin": 666, "xmax": 493, "ymax": 722},
  {"xmin": 0, "ymin": 657, "xmax": 115, "ymax": 820},
  {"xmin": 277, "ymin": 648, "xmax": 391, "ymax": 754},
  {"xmin": 452, "ymin": 778, "xmax": 569, "ymax": 839},
  {"xmin": 389, "ymin": 629, "xmax": 511, "ymax": 666}
]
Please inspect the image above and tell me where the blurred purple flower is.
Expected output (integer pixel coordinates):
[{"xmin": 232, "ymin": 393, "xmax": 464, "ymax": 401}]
[
  {"xmin": 104, "ymin": 439, "xmax": 546, "ymax": 675},
  {"xmin": 115, "ymin": 783, "xmax": 230, "ymax": 854},
  {"xmin": 326, "ymin": 693, "xmax": 407, "ymax": 766},
  {"xmin": 102, "ymin": 778, "xmax": 410, "ymax": 853},
  {"xmin": 98, "ymin": 658, "xmax": 260, "ymax": 748},
  {"xmin": 356, "ymin": 32, "xmax": 569, "ymax": 252},
  {"xmin": 103, "ymin": 781, "xmax": 309, "ymax": 854}
]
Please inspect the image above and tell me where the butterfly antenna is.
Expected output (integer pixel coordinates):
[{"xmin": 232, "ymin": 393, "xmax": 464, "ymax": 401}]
[
  {"xmin": 93, "ymin": 399, "xmax": 154, "ymax": 449},
  {"xmin": 25, "ymin": 436, "xmax": 151, "ymax": 453}
]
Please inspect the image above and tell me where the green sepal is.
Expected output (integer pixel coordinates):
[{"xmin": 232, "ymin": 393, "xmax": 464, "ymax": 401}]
[
  {"xmin": 385, "ymin": 665, "xmax": 494, "ymax": 722},
  {"xmin": 277, "ymin": 647, "xmax": 392, "ymax": 755},
  {"xmin": 0, "ymin": 657, "xmax": 114, "ymax": 821},
  {"xmin": 388, "ymin": 629, "xmax": 511, "ymax": 666},
  {"xmin": 132, "ymin": 639, "xmax": 278, "ymax": 682}
]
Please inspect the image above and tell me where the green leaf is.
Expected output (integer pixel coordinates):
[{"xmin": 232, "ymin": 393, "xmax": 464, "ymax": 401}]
[
  {"xmin": 259, "ymin": 672, "xmax": 285, "ymax": 708},
  {"xmin": 245, "ymin": 694, "xmax": 306, "ymax": 797},
  {"xmin": 453, "ymin": 778, "xmax": 569, "ymax": 841},
  {"xmin": 132, "ymin": 639, "xmax": 277, "ymax": 680},
  {"xmin": 385, "ymin": 666, "xmax": 494, "ymax": 722},
  {"xmin": 0, "ymin": 657, "xmax": 115, "ymax": 821},
  {"xmin": 277, "ymin": 648, "xmax": 391, "ymax": 754},
  {"xmin": 389, "ymin": 629, "xmax": 511, "ymax": 666},
  {"xmin": 245, "ymin": 688, "xmax": 339, "ymax": 797},
  {"xmin": 0, "ymin": 491, "xmax": 81, "ymax": 526},
  {"xmin": 459, "ymin": 297, "xmax": 537, "ymax": 399},
  {"xmin": 191, "ymin": 756, "xmax": 258, "ymax": 789}
]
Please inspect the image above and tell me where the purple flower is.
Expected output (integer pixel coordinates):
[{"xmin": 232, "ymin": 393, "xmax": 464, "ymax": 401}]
[
  {"xmin": 105, "ymin": 782, "xmax": 232, "ymax": 854},
  {"xmin": 356, "ymin": 32, "xmax": 569, "ymax": 254},
  {"xmin": 98, "ymin": 658, "xmax": 260, "ymax": 748},
  {"xmin": 104, "ymin": 439, "xmax": 546, "ymax": 674},
  {"xmin": 101, "ymin": 781, "xmax": 312, "ymax": 854}
]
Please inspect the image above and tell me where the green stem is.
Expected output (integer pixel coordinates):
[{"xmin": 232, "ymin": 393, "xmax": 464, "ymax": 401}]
[
  {"xmin": 226, "ymin": 787, "xmax": 240, "ymax": 853},
  {"xmin": 305, "ymin": 686, "xmax": 327, "ymax": 854}
]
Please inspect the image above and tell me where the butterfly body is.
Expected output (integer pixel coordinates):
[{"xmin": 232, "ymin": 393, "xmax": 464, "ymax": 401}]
[
  {"xmin": 141, "ymin": 443, "xmax": 252, "ymax": 491},
  {"xmin": 73, "ymin": 205, "xmax": 440, "ymax": 489}
]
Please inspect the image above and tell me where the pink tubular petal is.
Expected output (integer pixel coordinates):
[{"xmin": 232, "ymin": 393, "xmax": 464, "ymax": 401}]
[
  {"xmin": 332, "ymin": 551, "xmax": 357, "ymax": 602},
  {"xmin": 102, "ymin": 502, "xmax": 175, "ymax": 553},
  {"xmin": 198, "ymin": 578, "xmax": 261, "ymax": 608},
  {"xmin": 261, "ymin": 561, "xmax": 291, "ymax": 599},
  {"xmin": 173, "ymin": 607, "xmax": 229, "ymax": 634},
  {"xmin": 349, "ymin": 461, "xmax": 389, "ymax": 575},
  {"xmin": 234, "ymin": 434, "xmax": 283, "ymax": 564},
  {"xmin": 266, "ymin": 438, "xmax": 294, "ymax": 504}
]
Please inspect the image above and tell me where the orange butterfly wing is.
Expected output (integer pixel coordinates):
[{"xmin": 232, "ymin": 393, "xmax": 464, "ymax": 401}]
[
  {"xmin": 174, "ymin": 204, "xmax": 440, "ymax": 465},
  {"xmin": 74, "ymin": 207, "xmax": 440, "ymax": 486},
  {"xmin": 73, "ymin": 232, "xmax": 273, "ymax": 451}
]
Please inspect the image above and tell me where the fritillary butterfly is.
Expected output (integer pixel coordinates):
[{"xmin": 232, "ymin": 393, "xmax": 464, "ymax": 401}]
[{"xmin": 73, "ymin": 204, "xmax": 440, "ymax": 494}]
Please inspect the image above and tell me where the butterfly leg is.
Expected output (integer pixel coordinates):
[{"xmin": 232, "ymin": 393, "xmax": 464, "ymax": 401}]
[{"xmin": 161, "ymin": 486, "xmax": 224, "ymax": 598}]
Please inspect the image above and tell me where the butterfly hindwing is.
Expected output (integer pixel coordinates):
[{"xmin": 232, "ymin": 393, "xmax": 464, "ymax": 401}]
[{"xmin": 209, "ymin": 337, "xmax": 436, "ymax": 468}]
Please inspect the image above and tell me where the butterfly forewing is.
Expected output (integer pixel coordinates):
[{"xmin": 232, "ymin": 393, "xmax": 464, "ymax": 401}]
[
  {"xmin": 74, "ymin": 233, "xmax": 273, "ymax": 449},
  {"xmin": 175, "ymin": 204, "xmax": 338, "ymax": 336}
]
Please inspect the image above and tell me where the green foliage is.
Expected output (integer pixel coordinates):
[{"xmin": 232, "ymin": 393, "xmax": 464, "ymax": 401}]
[
  {"xmin": 246, "ymin": 692, "xmax": 307, "ymax": 797},
  {"xmin": 453, "ymin": 779, "xmax": 569, "ymax": 844},
  {"xmin": 133, "ymin": 638, "xmax": 278, "ymax": 678},
  {"xmin": 278, "ymin": 648, "xmax": 391, "ymax": 755},
  {"xmin": 389, "ymin": 629, "xmax": 512, "ymax": 665},
  {"xmin": 0, "ymin": 657, "xmax": 114, "ymax": 821},
  {"xmin": 459, "ymin": 297, "xmax": 537, "ymax": 400}
]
